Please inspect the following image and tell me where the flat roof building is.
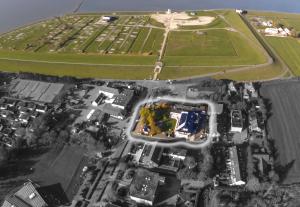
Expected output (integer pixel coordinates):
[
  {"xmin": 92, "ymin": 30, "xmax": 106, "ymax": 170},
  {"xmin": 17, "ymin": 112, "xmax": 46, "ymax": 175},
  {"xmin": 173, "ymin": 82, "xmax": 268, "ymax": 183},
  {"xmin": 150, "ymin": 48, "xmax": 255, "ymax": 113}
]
[
  {"xmin": 111, "ymin": 89, "xmax": 134, "ymax": 110},
  {"xmin": 102, "ymin": 104, "xmax": 125, "ymax": 120},
  {"xmin": 138, "ymin": 143, "xmax": 163, "ymax": 168},
  {"xmin": 129, "ymin": 169, "xmax": 160, "ymax": 206}
]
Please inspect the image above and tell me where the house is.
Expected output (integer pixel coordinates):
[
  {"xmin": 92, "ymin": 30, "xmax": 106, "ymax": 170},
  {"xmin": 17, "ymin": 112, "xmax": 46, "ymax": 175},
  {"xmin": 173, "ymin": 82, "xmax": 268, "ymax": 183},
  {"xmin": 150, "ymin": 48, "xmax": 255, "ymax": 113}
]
[
  {"xmin": 265, "ymin": 27, "xmax": 279, "ymax": 35},
  {"xmin": 19, "ymin": 106, "xmax": 28, "ymax": 114},
  {"xmin": 0, "ymin": 110, "xmax": 12, "ymax": 118},
  {"xmin": 243, "ymin": 88, "xmax": 249, "ymax": 100},
  {"xmin": 230, "ymin": 110, "xmax": 243, "ymax": 133},
  {"xmin": 129, "ymin": 169, "xmax": 161, "ymax": 206},
  {"xmin": 19, "ymin": 113, "xmax": 30, "ymax": 124},
  {"xmin": 236, "ymin": 9, "xmax": 247, "ymax": 14},
  {"xmin": 27, "ymin": 102, "xmax": 36, "ymax": 111},
  {"xmin": 228, "ymin": 82, "xmax": 237, "ymax": 93},
  {"xmin": 261, "ymin": 20, "xmax": 273, "ymax": 27},
  {"xmin": 102, "ymin": 104, "xmax": 125, "ymax": 120},
  {"xmin": 244, "ymin": 82, "xmax": 258, "ymax": 98},
  {"xmin": 159, "ymin": 148, "xmax": 187, "ymax": 172},
  {"xmin": 102, "ymin": 16, "xmax": 115, "ymax": 22},
  {"xmin": 227, "ymin": 146, "xmax": 246, "ymax": 186},
  {"xmin": 98, "ymin": 85, "xmax": 120, "ymax": 99},
  {"xmin": 5, "ymin": 99, "xmax": 16, "ymax": 107},
  {"xmin": 36, "ymin": 104, "xmax": 47, "ymax": 113},
  {"xmin": 86, "ymin": 109, "xmax": 96, "ymax": 120},
  {"xmin": 111, "ymin": 89, "xmax": 134, "ymax": 110},
  {"xmin": 89, "ymin": 110, "xmax": 106, "ymax": 123},
  {"xmin": 253, "ymin": 153, "xmax": 271, "ymax": 175},
  {"xmin": 174, "ymin": 110, "xmax": 207, "ymax": 139},
  {"xmin": 166, "ymin": 148, "xmax": 187, "ymax": 160},
  {"xmin": 249, "ymin": 112, "xmax": 262, "ymax": 133},
  {"xmin": 92, "ymin": 93, "xmax": 105, "ymax": 106},
  {"xmin": 137, "ymin": 143, "xmax": 163, "ymax": 168},
  {"xmin": 1, "ymin": 182, "xmax": 48, "ymax": 207}
]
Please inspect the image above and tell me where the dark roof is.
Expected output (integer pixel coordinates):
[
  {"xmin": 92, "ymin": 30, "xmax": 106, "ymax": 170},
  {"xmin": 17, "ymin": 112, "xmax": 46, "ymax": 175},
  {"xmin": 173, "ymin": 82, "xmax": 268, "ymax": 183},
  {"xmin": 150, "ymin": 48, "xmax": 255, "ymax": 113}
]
[
  {"xmin": 139, "ymin": 144, "xmax": 163, "ymax": 166},
  {"xmin": 231, "ymin": 110, "xmax": 243, "ymax": 128},
  {"xmin": 112, "ymin": 89, "xmax": 134, "ymax": 107},
  {"xmin": 2, "ymin": 182, "xmax": 47, "ymax": 207},
  {"xmin": 94, "ymin": 93, "xmax": 105, "ymax": 105},
  {"xmin": 177, "ymin": 111, "xmax": 206, "ymax": 134},
  {"xmin": 102, "ymin": 104, "xmax": 124, "ymax": 117}
]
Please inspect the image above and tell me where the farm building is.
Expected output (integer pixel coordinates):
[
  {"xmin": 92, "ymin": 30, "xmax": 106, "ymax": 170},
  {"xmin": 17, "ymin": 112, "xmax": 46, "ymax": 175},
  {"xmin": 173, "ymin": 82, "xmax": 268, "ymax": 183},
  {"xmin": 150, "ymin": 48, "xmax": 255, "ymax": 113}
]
[{"xmin": 1, "ymin": 182, "xmax": 48, "ymax": 207}]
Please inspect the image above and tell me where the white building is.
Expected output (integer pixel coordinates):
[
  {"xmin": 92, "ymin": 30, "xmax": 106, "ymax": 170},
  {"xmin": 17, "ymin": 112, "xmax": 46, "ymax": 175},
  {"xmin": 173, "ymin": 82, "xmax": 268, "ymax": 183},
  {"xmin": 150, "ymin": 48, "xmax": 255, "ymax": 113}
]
[
  {"xmin": 227, "ymin": 146, "xmax": 246, "ymax": 186},
  {"xmin": 261, "ymin": 21, "xmax": 273, "ymax": 27},
  {"xmin": 265, "ymin": 27, "xmax": 279, "ymax": 35}
]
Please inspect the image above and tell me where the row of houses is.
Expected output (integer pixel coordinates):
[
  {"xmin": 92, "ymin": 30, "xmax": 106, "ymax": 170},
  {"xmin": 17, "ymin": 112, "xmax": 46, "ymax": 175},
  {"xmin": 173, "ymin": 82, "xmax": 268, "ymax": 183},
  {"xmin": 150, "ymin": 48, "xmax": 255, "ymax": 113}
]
[{"xmin": 0, "ymin": 97, "xmax": 49, "ymax": 146}]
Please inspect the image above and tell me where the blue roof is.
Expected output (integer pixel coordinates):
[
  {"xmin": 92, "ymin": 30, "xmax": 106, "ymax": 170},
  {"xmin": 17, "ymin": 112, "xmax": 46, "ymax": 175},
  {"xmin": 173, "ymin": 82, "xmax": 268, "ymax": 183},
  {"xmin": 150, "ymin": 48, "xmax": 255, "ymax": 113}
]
[{"xmin": 177, "ymin": 111, "xmax": 206, "ymax": 134}]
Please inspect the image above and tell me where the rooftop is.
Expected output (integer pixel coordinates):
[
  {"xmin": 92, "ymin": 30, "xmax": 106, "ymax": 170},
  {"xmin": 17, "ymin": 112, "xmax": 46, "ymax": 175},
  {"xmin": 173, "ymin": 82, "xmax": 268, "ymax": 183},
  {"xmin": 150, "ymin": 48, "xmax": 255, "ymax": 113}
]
[
  {"xmin": 129, "ymin": 169, "xmax": 160, "ymax": 203},
  {"xmin": 112, "ymin": 89, "xmax": 134, "ymax": 107},
  {"xmin": 2, "ymin": 182, "xmax": 47, "ymax": 207}
]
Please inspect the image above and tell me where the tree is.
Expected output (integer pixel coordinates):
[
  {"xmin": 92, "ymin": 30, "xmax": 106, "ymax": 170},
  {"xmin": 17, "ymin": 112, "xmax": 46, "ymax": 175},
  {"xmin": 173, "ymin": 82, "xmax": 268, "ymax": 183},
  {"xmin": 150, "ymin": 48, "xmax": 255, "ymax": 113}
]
[
  {"xmin": 0, "ymin": 146, "xmax": 8, "ymax": 165},
  {"xmin": 246, "ymin": 176, "xmax": 261, "ymax": 192},
  {"xmin": 183, "ymin": 156, "xmax": 197, "ymax": 169}
]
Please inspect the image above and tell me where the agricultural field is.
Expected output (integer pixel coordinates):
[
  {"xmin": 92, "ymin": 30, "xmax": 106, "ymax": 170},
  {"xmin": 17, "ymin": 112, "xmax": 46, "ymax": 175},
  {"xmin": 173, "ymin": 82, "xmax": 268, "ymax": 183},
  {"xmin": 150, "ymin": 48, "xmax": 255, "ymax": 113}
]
[{"xmin": 260, "ymin": 80, "xmax": 300, "ymax": 184}]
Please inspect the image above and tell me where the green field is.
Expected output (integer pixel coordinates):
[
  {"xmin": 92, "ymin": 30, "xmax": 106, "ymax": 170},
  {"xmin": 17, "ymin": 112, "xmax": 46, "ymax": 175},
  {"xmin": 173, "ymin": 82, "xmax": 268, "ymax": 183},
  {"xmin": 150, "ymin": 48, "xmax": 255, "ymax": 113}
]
[
  {"xmin": 0, "ymin": 10, "xmax": 273, "ymax": 80},
  {"xmin": 247, "ymin": 10, "xmax": 300, "ymax": 76},
  {"xmin": 266, "ymin": 37, "xmax": 300, "ymax": 75},
  {"xmin": 163, "ymin": 29, "xmax": 266, "ymax": 66}
]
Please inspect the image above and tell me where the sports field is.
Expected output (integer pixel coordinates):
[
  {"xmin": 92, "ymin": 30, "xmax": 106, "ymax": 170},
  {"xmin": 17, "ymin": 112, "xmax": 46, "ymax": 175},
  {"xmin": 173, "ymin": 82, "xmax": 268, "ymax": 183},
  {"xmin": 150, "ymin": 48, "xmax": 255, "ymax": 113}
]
[
  {"xmin": 260, "ymin": 80, "xmax": 300, "ymax": 184},
  {"xmin": 0, "ymin": 10, "xmax": 270, "ymax": 80}
]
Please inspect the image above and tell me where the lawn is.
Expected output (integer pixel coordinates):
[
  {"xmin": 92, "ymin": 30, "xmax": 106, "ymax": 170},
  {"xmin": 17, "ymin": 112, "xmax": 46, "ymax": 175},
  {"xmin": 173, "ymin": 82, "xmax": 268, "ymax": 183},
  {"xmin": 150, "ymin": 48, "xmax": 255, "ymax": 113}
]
[
  {"xmin": 213, "ymin": 62, "xmax": 284, "ymax": 81},
  {"xmin": 0, "ymin": 10, "xmax": 273, "ymax": 80},
  {"xmin": 165, "ymin": 30, "xmax": 236, "ymax": 56},
  {"xmin": 0, "ymin": 58, "xmax": 154, "ymax": 79},
  {"xmin": 266, "ymin": 37, "xmax": 300, "ymax": 75},
  {"xmin": 163, "ymin": 29, "xmax": 266, "ymax": 66}
]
